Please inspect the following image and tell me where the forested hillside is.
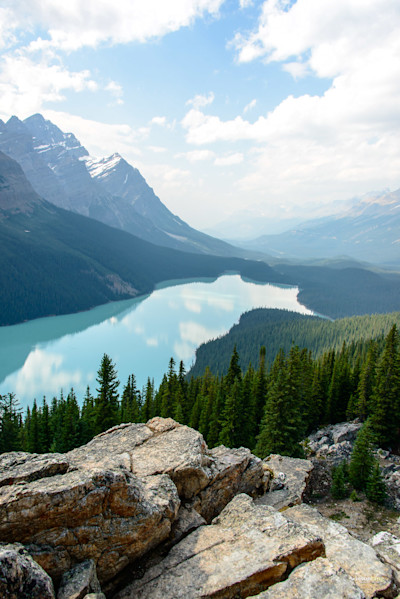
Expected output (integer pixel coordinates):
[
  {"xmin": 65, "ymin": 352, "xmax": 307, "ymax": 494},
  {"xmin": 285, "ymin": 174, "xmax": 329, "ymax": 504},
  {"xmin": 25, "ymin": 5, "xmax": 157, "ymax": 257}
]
[
  {"xmin": 2, "ymin": 323, "xmax": 400, "ymax": 459},
  {"xmin": 277, "ymin": 264, "xmax": 400, "ymax": 318},
  {"xmin": 189, "ymin": 309, "xmax": 400, "ymax": 378},
  {"xmin": 0, "ymin": 151, "xmax": 281, "ymax": 325}
]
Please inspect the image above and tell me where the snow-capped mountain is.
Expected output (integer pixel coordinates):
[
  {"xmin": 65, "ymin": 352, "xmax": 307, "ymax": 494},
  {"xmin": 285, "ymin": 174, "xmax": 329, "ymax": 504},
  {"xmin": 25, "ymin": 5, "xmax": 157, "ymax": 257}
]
[{"xmin": 0, "ymin": 114, "xmax": 244, "ymax": 257}]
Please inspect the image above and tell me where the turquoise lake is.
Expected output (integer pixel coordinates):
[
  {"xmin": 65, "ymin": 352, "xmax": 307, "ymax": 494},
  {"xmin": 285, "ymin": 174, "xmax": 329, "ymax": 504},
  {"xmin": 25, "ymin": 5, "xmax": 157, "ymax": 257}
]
[{"xmin": 0, "ymin": 275, "xmax": 314, "ymax": 408}]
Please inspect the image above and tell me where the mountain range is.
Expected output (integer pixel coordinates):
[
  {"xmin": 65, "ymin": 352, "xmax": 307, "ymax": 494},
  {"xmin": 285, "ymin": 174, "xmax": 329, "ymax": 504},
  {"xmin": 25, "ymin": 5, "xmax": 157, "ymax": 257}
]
[
  {"xmin": 240, "ymin": 190, "xmax": 400, "ymax": 267},
  {"xmin": 0, "ymin": 149, "xmax": 278, "ymax": 326},
  {"xmin": 0, "ymin": 114, "xmax": 244, "ymax": 257}
]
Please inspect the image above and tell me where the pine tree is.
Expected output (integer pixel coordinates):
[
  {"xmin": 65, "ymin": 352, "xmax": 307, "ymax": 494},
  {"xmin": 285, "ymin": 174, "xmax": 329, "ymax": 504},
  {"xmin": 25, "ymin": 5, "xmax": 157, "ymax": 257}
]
[
  {"xmin": 349, "ymin": 422, "xmax": 375, "ymax": 490},
  {"xmin": 62, "ymin": 389, "xmax": 81, "ymax": 451},
  {"xmin": 0, "ymin": 393, "xmax": 22, "ymax": 452},
  {"xmin": 356, "ymin": 341, "xmax": 378, "ymax": 421},
  {"xmin": 370, "ymin": 325, "xmax": 400, "ymax": 447},
  {"xmin": 331, "ymin": 463, "xmax": 349, "ymax": 499},
  {"xmin": 255, "ymin": 350, "xmax": 303, "ymax": 458},
  {"xmin": 27, "ymin": 399, "xmax": 41, "ymax": 453},
  {"xmin": 94, "ymin": 354, "xmax": 120, "ymax": 434},
  {"xmin": 366, "ymin": 462, "xmax": 386, "ymax": 505},
  {"xmin": 38, "ymin": 397, "xmax": 51, "ymax": 453},
  {"xmin": 120, "ymin": 374, "xmax": 141, "ymax": 423},
  {"xmin": 81, "ymin": 386, "xmax": 96, "ymax": 444},
  {"xmin": 141, "ymin": 378, "xmax": 154, "ymax": 422},
  {"xmin": 225, "ymin": 345, "xmax": 241, "ymax": 388},
  {"xmin": 252, "ymin": 347, "xmax": 268, "ymax": 442},
  {"xmin": 219, "ymin": 378, "xmax": 242, "ymax": 447}
]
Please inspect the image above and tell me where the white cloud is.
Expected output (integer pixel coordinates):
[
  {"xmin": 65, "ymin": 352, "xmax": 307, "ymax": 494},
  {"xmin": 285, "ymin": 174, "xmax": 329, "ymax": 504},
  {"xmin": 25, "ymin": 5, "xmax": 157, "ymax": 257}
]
[
  {"xmin": 186, "ymin": 92, "xmax": 215, "ymax": 109},
  {"xmin": 181, "ymin": 149, "xmax": 216, "ymax": 162},
  {"xmin": 214, "ymin": 152, "xmax": 244, "ymax": 166},
  {"xmin": 243, "ymin": 99, "xmax": 257, "ymax": 113},
  {"xmin": 105, "ymin": 80, "xmax": 123, "ymax": 104},
  {"xmin": 239, "ymin": 0, "xmax": 253, "ymax": 7},
  {"xmin": 182, "ymin": 0, "xmax": 400, "ymax": 212},
  {"xmin": 4, "ymin": 0, "xmax": 226, "ymax": 51},
  {"xmin": 151, "ymin": 116, "xmax": 167, "ymax": 126},
  {"xmin": 148, "ymin": 145, "xmax": 167, "ymax": 153},
  {"xmin": 0, "ymin": 54, "xmax": 98, "ymax": 118}
]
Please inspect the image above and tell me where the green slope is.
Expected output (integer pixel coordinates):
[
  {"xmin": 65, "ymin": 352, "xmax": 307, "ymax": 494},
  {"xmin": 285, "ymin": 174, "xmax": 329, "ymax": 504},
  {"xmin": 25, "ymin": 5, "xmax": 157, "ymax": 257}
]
[
  {"xmin": 0, "ymin": 197, "xmax": 280, "ymax": 326},
  {"xmin": 189, "ymin": 308, "xmax": 400, "ymax": 377}
]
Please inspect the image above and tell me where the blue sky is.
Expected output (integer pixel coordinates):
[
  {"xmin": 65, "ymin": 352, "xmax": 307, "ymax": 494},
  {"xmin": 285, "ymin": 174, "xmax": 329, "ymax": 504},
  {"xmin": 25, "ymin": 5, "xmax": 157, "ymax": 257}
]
[{"xmin": 1, "ymin": 0, "xmax": 400, "ymax": 235}]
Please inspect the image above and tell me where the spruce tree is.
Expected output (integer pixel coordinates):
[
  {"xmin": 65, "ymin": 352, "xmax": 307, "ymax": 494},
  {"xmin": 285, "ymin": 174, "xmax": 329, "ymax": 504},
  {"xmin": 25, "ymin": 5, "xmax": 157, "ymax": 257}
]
[
  {"xmin": 331, "ymin": 463, "xmax": 349, "ymax": 499},
  {"xmin": 356, "ymin": 341, "xmax": 377, "ymax": 421},
  {"xmin": 366, "ymin": 462, "xmax": 386, "ymax": 505},
  {"xmin": 0, "ymin": 393, "xmax": 22, "ymax": 452},
  {"xmin": 219, "ymin": 378, "xmax": 242, "ymax": 447},
  {"xmin": 349, "ymin": 422, "xmax": 375, "ymax": 490},
  {"xmin": 81, "ymin": 386, "xmax": 96, "ymax": 444},
  {"xmin": 141, "ymin": 378, "xmax": 154, "ymax": 422},
  {"xmin": 255, "ymin": 350, "xmax": 303, "ymax": 458},
  {"xmin": 120, "ymin": 374, "xmax": 141, "ymax": 423},
  {"xmin": 370, "ymin": 325, "xmax": 400, "ymax": 447},
  {"xmin": 94, "ymin": 354, "xmax": 120, "ymax": 434}
]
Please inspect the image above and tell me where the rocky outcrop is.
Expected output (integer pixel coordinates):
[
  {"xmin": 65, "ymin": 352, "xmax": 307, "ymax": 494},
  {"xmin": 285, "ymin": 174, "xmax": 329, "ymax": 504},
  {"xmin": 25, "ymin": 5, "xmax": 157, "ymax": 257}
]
[
  {"xmin": 57, "ymin": 559, "xmax": 101, "ymax": 599},
  {"xmin": 256, "ymin": 454, "xmax": 313, "ymax": 510},
  {"xmin": 0, "ymin": 543, "xmax": 55, "ymax": 599},
  {"xmin": 2, "ymin": 418, "xmax": 400, "ymax": 598},
  {"xmin": 305, "ymin": 420, "xmax": 362, "ymax": 465},
  {"xmin": 257, "ymin": 557, "xmax": 365, "ymax": 598},
  {"xmin": 115, "ymin": 494, "xmax": 325, "ymax": 599},
  {"xmin": 0, "ymin": 419, "xmax": 264, "ymax": 586},
  {"xmin": 285, "ymin": 504, "xmax": 396, "ymax": 598},
  {"xmin": 370, "ymin": 532, "xmax": 400, "ymax": 586}
]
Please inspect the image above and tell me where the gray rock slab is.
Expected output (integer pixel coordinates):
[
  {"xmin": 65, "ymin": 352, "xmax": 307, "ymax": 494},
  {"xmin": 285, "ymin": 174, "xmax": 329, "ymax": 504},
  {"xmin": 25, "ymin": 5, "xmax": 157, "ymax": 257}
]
[
  {"xmin": 57, "ymin": 559, "xmax": 101, "ymax": 599},
  {"xmin": 196, "ymin": 445, "xmax": 264, "ymax": 521},
  {"xmin": 0, "ymin": 542, "xmax": 55, "ymax": 599},
  {"xmin": 0, "ymin": 452, "xmax": 69, "ymax": 487},
  {"xmin": 0, "ymin": 468, "xmax": 180, "ymax": 584},
  {"xmin": 370, "ymin": 531, "xmax": 400, "ymax": 586},
  {"xmin": 257, "ymin": 557, "xmax": 366, "ymax": 598},
  {"xmin": 256, "ymin": 454, "xmax": 313, "ymax": 510},
  {"xmin": 115, "ymin": 494, "xmax": 325, "ymax": 599},
  {"xmin": 285, "ymin": 504, "xmax": 396, "ymax": 598}
]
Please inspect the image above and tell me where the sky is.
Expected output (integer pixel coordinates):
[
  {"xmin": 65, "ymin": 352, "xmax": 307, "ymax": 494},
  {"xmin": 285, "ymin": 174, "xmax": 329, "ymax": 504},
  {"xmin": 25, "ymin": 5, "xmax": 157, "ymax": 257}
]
[{"xmin": 1, "ymin": 0, "xmax": 400, "ymax": 235}]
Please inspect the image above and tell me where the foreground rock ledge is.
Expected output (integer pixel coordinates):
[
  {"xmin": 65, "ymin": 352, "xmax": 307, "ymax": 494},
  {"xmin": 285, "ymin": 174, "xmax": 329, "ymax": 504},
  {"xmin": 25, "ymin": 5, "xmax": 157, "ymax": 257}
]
[
  {"xmin": 115, "ymin": 494, "xmax": 325, "ymax": 599},
  {"xmin": 0, "ymin": 418, "xmax": 264, "ymax": 584}
]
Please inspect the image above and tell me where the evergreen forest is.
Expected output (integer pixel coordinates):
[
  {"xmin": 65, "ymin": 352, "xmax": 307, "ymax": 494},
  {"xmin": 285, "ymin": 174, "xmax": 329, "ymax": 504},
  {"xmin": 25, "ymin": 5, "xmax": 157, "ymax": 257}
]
[{"xmin": 1, "ymin": 321, "xmax": 400, "ymax": 460}]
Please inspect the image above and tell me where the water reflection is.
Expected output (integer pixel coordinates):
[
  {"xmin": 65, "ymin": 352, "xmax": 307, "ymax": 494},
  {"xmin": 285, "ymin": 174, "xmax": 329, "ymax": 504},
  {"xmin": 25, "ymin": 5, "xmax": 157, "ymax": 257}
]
[{"xmin": 0, "ymin": 275, "xmax": 314, "ymax": 408}]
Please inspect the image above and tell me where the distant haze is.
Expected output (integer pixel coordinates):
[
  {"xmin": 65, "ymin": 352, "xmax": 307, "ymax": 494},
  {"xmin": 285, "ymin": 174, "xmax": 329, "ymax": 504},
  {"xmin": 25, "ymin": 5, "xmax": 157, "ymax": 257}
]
[{"xmin": 1, "ymin": 1, "xmax": 400, "ymax": 230}]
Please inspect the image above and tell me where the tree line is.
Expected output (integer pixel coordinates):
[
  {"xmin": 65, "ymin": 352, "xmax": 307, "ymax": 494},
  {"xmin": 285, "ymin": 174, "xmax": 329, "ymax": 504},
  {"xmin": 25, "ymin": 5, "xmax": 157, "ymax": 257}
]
[{"xmin": 1, "ymin": 324, "xmax": 400, "ymax": 460}]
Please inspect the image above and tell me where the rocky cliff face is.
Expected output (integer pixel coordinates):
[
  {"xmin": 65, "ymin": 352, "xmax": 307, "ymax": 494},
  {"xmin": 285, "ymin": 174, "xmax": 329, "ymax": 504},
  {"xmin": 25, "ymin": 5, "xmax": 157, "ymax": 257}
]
[
  {"xmin": 0, "ymin": 114, "xmax": 245, "ymax": 257},
  {"xmin": 1, "ymin": 418, "xmax": 400, "ymax": 599}
]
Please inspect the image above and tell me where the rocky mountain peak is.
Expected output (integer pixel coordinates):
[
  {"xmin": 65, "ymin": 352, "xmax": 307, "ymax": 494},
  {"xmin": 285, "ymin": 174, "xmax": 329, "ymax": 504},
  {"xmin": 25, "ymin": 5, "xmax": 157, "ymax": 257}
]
[{"xmin": 24, "ymin": 114, "xmax": 88, "ymax": 160}]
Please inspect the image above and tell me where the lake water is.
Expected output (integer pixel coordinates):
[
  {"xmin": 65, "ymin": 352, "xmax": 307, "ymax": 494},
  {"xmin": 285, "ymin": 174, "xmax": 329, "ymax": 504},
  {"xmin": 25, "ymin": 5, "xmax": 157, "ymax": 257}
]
[{"xmin": 0, "ymin": 275, "xmax": 314, "ymax": 409}]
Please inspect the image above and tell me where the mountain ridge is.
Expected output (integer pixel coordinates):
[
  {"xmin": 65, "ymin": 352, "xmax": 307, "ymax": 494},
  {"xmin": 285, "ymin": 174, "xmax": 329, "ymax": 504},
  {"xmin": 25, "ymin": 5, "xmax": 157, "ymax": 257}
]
[
  {"xmin": 0, "ymin": 114, "xmax": 249, "ymax": 257},
  {"xmin": 0, "ymin": 150, "xmax": 279, "ymax": 326},
  {"xmin": 240, "ymin": 190, "xmax": 400, "ymax": 266}
]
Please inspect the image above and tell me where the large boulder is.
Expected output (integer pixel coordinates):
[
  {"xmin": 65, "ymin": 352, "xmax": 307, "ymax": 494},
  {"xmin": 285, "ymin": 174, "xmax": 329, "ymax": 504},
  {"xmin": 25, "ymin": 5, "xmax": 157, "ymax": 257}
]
[
  {"xmin": 57, "ymin": 559, "xmax": 101, "ymax": 599},
  {"xmin": 305, "ymin": 420, "xmax": 362, "ymax": 465},
  {"xmin": 370, "ymin": 532, "xmax": 400, "ymax": 586},
  {"xmin": 0, "ymin": 419, "xmax": 265, "ymax": 585},
  {"xmin": 257, "ymin": 557, "xmax": 365, "ymax": 599},
  {"xmin": 256, "ymin": 454, "xmax": 313, "ymax": 510},
  {"xmin": 0, "ymin": 542, "xmax": 55, "ymax": 599},
  {"xmin": 0, "ymin": 467, "xmax": 180, "ymax": 583},
  {"xmin": 115, "ymin": 494, "xmax": 325, "ymax": 599},
  {"xmin": 285, "ymin": 504, "xmax": 396, "ymax": 598}
]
